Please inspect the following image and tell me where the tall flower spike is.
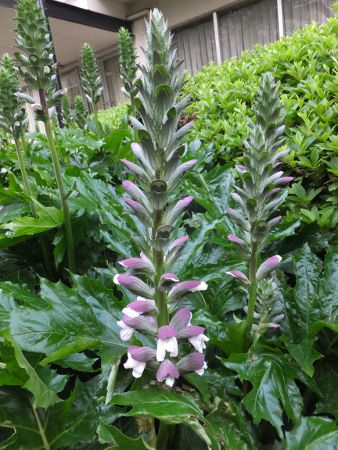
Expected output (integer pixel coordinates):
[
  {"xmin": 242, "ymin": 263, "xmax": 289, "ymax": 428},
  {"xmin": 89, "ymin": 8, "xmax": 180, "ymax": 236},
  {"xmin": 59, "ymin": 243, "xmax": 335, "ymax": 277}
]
[
  {"xmin": 118, "ymin": 27, "xmax": 137, "ymax": 114},
  {"xmin": 15, "ymin": 0, "xmax": 76, "ymax": 273},
  {"xmin": 226, "ymin": 73, "xmax": 292, "ymax": 343},
  {"xmin": 0, "ymin": 54, "xmax": 53, "ymax": 275},
  {"xmin": 80, "ymin": 43, "xmax": 103, "ymax": 136},
  {"xmin": 80, "ymin": 43, "xmax": 103, "ymax": 109},
  {"xmin": 0, "ymin": 54, "xmax": 27, "ymax": 138},
  {"xmin": 15, "ymin": 0, "xmax": 57, "ymax": 92},
  {"xmin": 115, "ymin": 9, "xmax": 207, "ymax": 388}
]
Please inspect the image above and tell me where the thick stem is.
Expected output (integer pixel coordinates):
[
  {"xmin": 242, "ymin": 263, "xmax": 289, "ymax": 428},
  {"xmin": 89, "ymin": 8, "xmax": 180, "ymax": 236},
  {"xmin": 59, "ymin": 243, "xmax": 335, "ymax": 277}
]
[
  {"xmin": 152, "ymin": 209, "xmax": 168, "ymax": 327},
  {"xmin": 31, "ymin": 402, "xmax": 50, "ymax": 450},
  {"xmin": 93, "ymin": 104, "xmax": 101, "ymax": 139},
  {"xmin": 39, "ymin": 89, "xmax": 76, "ymax": 273},
  {"xmin": 15, "ymin": 136, "xmax": 54, "ymax": 278},
  {"xmin": 245, "ymin": 241, "xmax": 258, "ymax": 345}
]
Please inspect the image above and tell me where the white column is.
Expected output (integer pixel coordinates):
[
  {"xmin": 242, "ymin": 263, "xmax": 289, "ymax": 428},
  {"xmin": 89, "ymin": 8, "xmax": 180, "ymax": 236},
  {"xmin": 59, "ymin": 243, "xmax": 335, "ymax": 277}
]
[
  {"xmin": 277, "ymin": 0, "xmax": 284, "ymax": 39},
  {"xmin": 213, "ymin": 11, "xmax": 222, "ymax": 65},
  {"xmin": 127, "ymin": 9, "xmax": 150, "ymax": 68}
]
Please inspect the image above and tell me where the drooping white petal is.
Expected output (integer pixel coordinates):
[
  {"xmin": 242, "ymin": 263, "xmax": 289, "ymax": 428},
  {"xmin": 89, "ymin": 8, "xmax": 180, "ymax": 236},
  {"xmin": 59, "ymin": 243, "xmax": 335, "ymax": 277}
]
[
  {"xmin": 195, "ymin": 361, "xmax": 207, "ymax": 376},
  {"xmin": 188, "ymin": 334, "xmax": 209, "ymax": 353},
  {"xmin": 165, "ymin": 376, "xmax": 175, "ymax": 387},
  {"xmin": 117, "ymin": 320, "xmax": 134, "ymax": 341},
  {"xmin": 156, "ymin": 339, "xmax": 167, "ymax": 362},
  {"xmin": 156, "ymin": 337, "xmax": 178, "ymax": 361},
  {"xmin": 123, "ymin": 354, "xmax": 146, "ymax": 378},
  {"xmin": 166, "ymin": 336, "xmax": 178, "ymax": 357}
]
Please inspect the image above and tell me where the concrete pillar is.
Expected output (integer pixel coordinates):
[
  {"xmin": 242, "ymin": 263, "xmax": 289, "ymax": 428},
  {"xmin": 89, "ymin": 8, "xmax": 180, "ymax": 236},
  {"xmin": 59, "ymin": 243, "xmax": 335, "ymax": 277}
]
[{"xmin": 127, "ymin": 9, "xmax": 150, "ymax": 67}]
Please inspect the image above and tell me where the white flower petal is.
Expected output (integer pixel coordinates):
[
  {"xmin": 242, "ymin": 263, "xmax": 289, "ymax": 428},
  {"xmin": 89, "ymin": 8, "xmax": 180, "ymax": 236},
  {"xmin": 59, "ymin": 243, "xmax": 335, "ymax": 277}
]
[
  {"xmin": 132, "ymin": 362, "xmax": 146, "ymax": 378},
  {"xmin": 195, "ymin": 361, "xmax": 207, "ymax": 376},
  {"xmin": 117, "ymin": 321, "xmax": 134, "ymax": 341},
  {"xmin": 188, "ymin": 334, "xmax": 209, "ymax": 353},
  {"xmin": 156, "ymin": 339, "xmax": 167, "ymax": 362},
  {"xmin": 165, "ymin": 376, "xmax": 175, "ymax": 387},
  {"xmin": 166, "ymin": 337, "xmax": 178, "ymax": 357}
]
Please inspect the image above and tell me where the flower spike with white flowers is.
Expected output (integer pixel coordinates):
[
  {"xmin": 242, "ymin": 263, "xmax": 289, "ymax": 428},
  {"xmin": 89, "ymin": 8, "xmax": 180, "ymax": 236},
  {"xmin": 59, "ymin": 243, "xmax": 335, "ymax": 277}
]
[
  {"xmin": 114, "ymin": 9, "xmax": 208, "ymax": 388},
  {"xmin": 226, "ymin": 72, "xmax": 292, "ymax": 344}
]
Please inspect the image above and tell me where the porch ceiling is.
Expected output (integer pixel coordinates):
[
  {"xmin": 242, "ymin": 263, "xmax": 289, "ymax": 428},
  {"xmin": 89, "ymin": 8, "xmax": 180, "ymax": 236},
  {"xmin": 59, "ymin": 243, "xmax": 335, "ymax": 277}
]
[{"xmin": 0, "ymin": 5, "xmax": 117, "ymax": 66}]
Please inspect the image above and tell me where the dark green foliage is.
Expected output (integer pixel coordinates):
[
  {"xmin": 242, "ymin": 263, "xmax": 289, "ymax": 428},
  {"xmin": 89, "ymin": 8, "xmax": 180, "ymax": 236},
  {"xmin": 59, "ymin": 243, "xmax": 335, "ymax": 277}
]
[
  {"xmin": 80, "ymin": 43, "xmax": 103, "ymax": 108},
  {"xmin": 183, "ymin": 16, "xmax": 338, "ymax": 228},
  {"xmin": 74, "ymin": 95, "xmax": 88, "ymax": 129}
]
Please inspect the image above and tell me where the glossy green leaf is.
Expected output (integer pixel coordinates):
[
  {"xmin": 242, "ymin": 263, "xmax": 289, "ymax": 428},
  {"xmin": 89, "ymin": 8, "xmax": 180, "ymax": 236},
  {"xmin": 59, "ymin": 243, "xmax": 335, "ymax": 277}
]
[
  {"xmin": 205, "ymin": 403, "xmax": 258, "ymax": 450},
  {"xmin": 0, "ymin": 205, "xmax": 63, "ymax": 237},
  {"xmin": 97, "ymin": 422, "xmax": 155, "ymax": 449},
  {"xmin": 282, "ymin": 416, "xmax": 338, "ymax": 450},
  {"xmin": 10, "ymin": 339, "xmax": 68, "ymax": 408},
  {"xmin": 4, "ymin": 276, "xmax": 126, "ymax": 365},
  {"xmin": 284, "ymin": 336, "xmax": 322, "ymax": 377},
  {"xmin": 315, "ymin": 364, "xmax": 338, "ymax": 420},
  {"xmin": 0, "ymin": 379, "xmax": 100, "ymax": 449},
  {"xmin": 110, "ymin": 388, "xmax": 217, "ymax": 449},
  {"xmin": 222, "ymin": 349, "xmax": 305, "ymax": 437}
]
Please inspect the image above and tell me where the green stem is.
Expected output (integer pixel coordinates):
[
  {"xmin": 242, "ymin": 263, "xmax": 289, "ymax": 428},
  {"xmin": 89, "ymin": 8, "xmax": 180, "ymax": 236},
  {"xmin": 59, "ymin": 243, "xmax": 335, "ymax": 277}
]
[
  {"xmin": 245, "ymin": 241, "xmax": 258, "ymax": 346},
  {"xmin": 156, "ymin": 421, "xmax": 170, "ymax": 450},
  {"xmin": 14, "ymin": 136, "xmax": 54, "ymax": 278},
  {"xmin": 39, "ymin": 89, "xmax": 76, "ymax": 273},
  {"xmin": 152, "ymin": 209, "xmax": 168, "ymax": 327},
  {"xmin": 93, "ymin": 104, "xmax": 101, "ymax": 139},
  {"xmin": 31, "ymin": 401, "xmax": 50, "ymax": 450}
]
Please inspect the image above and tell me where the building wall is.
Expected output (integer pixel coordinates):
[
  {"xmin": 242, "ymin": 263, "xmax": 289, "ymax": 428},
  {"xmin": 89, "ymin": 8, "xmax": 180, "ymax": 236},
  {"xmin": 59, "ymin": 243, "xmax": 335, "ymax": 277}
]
[{"xmin": 128, "ymin": 0, "xmax": 243, "ymax": 28}]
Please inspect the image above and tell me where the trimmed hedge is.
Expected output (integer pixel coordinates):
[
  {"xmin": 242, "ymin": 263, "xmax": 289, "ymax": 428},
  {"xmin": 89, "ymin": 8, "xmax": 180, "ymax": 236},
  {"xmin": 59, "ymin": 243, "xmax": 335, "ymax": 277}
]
[
  {"xmin": 183, "ymin": 14, "xmax": 338, "ymax": 228},
  {"xmin": 98, "ymin": 102, "xmax": 129, "ymax": 131}
]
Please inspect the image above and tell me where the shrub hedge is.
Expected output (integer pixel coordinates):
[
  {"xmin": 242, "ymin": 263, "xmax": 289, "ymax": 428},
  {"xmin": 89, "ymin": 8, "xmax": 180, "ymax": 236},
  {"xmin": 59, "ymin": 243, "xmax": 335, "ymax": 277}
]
[{"xmin": 183, "ymin": 14, "xmax": 338, "ymax": 228}]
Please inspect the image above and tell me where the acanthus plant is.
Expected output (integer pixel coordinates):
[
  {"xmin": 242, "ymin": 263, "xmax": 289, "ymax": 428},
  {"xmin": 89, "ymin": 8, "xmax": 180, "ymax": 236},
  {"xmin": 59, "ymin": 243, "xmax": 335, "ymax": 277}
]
[
  {"xmin": 226, "ymin": 72, "xmax": 293, "ymax": 345},
  {"xmin": 0, "ymin": 53, "xmax": 53, "ymax": 275},
  {"xmin": 15, "ymin": 0, "xmax": 76, "ymax": 273},
  {"xmin": 118, "ymin": 27, "xmax": 138, "ymax": 116},
  {"xmin": 114, "ymin": 9, "xmax": 209, "ymax": 388},
  {"xmin": 80, "ymin": 43, "xmax": 103, "ymax": 137}
]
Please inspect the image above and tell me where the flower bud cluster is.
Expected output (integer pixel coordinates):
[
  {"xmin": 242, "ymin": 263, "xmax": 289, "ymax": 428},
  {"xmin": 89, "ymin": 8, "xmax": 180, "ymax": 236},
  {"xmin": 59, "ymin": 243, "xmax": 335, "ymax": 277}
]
[
  {"xmin": 80, "ymin": 43, "xmax": 103, "ymax": 108},
  {"xmin": 0, "ymin": 54, "xmax": 28, "ymax": 138},
  {"xmin": 118, "ymin": 27, "xmax": 137, "ymax": 105},
  {"xmin": 114, "ymin": 9, "xmax": 208, "ymax": 387},
  {"xmin": 15, "ymin": 0, "xmax": 57, "ymax": 91},
  {"xmin": 226, "ymin": 73, "xmax": 293, "ymax": 330}
]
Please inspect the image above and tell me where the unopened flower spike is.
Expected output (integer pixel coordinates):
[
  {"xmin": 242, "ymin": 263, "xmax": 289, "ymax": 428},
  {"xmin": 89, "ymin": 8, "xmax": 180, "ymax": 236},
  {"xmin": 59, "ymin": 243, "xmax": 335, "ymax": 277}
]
[
  {"xmin": 114, "ymin": 9, "xmax": 208, "ymax": 387},
  {"xmin": 226, "ymin": 72, "xmax": 293, "ymax": 344},
  {"xmin": 118, "ymin": 27, "xmax": 137, "ymax": 115},
  {"xmin": 80, "ymin": 43, "xmax": 103, "ymax": 136},
  {"xmin": 15, "ymin": 0, "xmax": 76, "ymax": 272}
]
